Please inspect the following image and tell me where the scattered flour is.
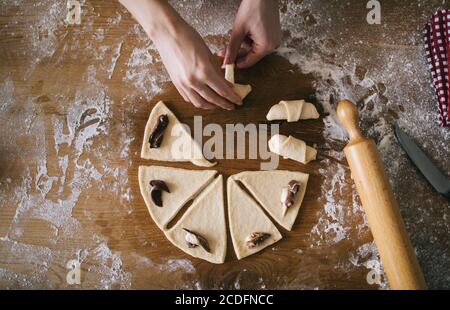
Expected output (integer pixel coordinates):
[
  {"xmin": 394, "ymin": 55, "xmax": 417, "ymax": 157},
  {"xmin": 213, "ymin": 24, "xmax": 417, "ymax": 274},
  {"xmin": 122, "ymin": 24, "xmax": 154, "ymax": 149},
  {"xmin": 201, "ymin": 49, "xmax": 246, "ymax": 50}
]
[
  {"xmin": 131, "ymin": 252, "xmax": 195, "ymax": 274},
  {"xmin": 88, "ymin": 242, "xmax": 132, "ymax": 289},
  {"xmin": 311, "ymin": 164, "xmax": 349, "ymax": 245},
  {"xmin": 348, "ymin": 242, "xmax": 389, "ymax": 290},
  {"xmin": 107, "ymin": 42, "xmax": 123, "ymax": 79},
  {"xmin": 1, "ymin": 0, "xmax": 134, "ymax": 289},
  {"xmin": 1, "ymin": 0, "xmax": 449, "ymax": 290},
  {"xmin": 277, "ymin": 0, "xmax": 450, "ymax": 289},
  {"xmin": 124, "ymin": 45, "xmax": 168, "ymax": 98}
]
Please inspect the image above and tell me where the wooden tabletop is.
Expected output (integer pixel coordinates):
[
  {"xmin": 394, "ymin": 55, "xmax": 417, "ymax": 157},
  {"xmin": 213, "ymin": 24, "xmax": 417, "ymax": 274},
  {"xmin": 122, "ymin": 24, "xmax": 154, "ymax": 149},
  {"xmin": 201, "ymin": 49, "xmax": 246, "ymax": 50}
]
[{"xmin": 0, "ymin": 0, "xmax": 449, "ymax": 289}]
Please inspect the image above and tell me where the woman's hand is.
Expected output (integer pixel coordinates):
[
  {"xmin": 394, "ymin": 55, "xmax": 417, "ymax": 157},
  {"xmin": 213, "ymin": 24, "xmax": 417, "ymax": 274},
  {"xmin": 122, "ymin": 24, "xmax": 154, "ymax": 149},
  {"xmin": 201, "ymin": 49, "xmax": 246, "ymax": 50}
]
[
  {"xmin": 153, "ymin": 21, "xmax": 242, "ymax": 110},
  {"xmin": 219, "ymin": 0, "xmax": 282, "ymax": 68},
  {"xmin": 119, "ymin": 0, "xmax": 242, "ymax": 110}
]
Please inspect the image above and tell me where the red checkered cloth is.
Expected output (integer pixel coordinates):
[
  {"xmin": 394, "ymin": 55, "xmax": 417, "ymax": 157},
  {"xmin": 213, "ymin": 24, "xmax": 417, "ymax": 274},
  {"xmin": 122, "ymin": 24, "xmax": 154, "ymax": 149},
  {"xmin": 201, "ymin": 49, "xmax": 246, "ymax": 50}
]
[{"xmin": 424, "ymin": 10, "xmax": 450, "ymax": 127}]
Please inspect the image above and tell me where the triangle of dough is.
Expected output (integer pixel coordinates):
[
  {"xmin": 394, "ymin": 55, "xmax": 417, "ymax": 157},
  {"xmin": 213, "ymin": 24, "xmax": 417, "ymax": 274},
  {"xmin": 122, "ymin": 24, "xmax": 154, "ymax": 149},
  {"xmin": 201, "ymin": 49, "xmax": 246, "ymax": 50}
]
[
  {"xmin": 138, "ymin": 165, "xmax": 216, "ymax": 229},
  {"xmin": 141, "ymin": 101, "xmax": 215, "ymax": 167},
  {"xmin": 233, "ymin": 171, "xmax": 309, "ymax": 231},
  {"xmin": 225, "ymin": 64, "xmax": 252, "ymax": 100},
  {"xmin": 233, "ymin": 84, "xmax": 252, "ymax": 100},
  {"xmin": 227, "ymin": 178, "xmax": 282, "ymax": 260},
  {"xmin": 165, "ymin": 175, "xmax": 226, "ymax": 264}
]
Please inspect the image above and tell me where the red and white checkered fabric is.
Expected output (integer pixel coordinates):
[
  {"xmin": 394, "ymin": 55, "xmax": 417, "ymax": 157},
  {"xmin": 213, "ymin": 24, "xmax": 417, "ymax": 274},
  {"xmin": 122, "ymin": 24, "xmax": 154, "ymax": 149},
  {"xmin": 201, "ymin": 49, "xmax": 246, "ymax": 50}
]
[{"xmin": 424, "ymin": 10, "xmax": 450, "ymax": 127}]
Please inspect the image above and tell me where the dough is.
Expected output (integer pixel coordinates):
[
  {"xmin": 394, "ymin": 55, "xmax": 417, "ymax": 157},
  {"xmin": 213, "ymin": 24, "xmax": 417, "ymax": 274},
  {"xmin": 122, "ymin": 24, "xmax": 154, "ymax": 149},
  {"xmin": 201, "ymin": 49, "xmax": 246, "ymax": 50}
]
[
  {"xmin": 141, "ymin": 101, "xmax": 215, "ymax": 167},
  {"xmin": 268, "ymin": 134, "xmax": 317, "ymax": 164},
  {"xmin": 233, "ymin": 171, "xmax": 309, "ymax": 231},
  {"xmin": 225, "ymin": 64, "xmax": 252, "ymax": 99},
  {"xmin": 138, "ymin": 165, "xmax": 216, "ymax": 229},
  {"xmin": 227, "ymin": 177, "xmax": 282, "ymax": 260},
  {"xmin": 266, "ymin": 100, "xmax": 320, "ymax": 122},
  {"xmin": 165, "ymin": 175, "xmax": 226, "ymax": 264}
]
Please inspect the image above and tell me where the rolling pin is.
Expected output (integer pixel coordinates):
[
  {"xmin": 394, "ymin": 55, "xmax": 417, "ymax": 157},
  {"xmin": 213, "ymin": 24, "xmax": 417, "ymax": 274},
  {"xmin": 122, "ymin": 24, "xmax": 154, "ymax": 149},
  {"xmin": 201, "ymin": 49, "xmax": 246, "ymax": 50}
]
[{"xmin": 337, "ymin": 100, "xmax": 426, "ymax": 290}]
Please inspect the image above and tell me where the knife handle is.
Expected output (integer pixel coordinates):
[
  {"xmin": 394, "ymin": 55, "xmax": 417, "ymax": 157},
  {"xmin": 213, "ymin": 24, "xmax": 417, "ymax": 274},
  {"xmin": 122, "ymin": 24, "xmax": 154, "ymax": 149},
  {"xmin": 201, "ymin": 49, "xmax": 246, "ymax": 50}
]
[{"xmin": 337, "ymin": 100, "xmax": 426, "ymax": 290}]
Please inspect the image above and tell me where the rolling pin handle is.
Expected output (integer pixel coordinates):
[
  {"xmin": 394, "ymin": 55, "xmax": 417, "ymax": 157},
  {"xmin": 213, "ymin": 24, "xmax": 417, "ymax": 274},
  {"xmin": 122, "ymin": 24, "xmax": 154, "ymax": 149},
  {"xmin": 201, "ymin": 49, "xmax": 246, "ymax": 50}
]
[{"xmin": 337, "ymin": 100, "xmax": 364, "ymax": 144}]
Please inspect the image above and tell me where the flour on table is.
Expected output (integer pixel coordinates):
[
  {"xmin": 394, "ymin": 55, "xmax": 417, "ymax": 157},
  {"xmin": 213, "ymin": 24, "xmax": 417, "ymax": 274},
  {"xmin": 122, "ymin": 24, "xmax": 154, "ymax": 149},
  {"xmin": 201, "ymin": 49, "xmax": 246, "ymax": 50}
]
[
  {"xmin": 1, "ymin": 0, "xmax": 449, "ymax": 290},
  {"xmin": 277, "ymin": 0, "xmax": 450, "ymax": 289},
  {"xmin": 87, "ymin": 242, "xmax": 132, "ymax": 290},
  {"xmin": 0, "ymin": 0, "xmax": 136, "ymax": 289},
  {"xmin": 124, "ymin": 45, "xmax": 167, "ymax": 99}
]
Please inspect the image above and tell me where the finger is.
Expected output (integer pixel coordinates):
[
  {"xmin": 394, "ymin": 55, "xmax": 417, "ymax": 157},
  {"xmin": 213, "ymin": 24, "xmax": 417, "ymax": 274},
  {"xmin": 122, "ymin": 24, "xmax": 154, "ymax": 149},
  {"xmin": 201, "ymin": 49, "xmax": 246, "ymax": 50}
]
[
  {"xmin": 219, "ymin": 40, "xmax": 251, "ymax": 59},
  {"xmin": 208, "ymin": 74, "xmax": 243, "ymax": 105},
  {"xmin": 240, "ymin": 36, "xmax": 253, "ymax": 52},
  {"xmin": 220, "ymin": 47, "xmax": 251, "ymax": 68},
  {"xmin": 224, "ymin": 29, "xmax": 246, "ymax": 65},
  {"xmin": 217, "ymin": 36, "xmax": 252, "ymax": 69},
  {"xmin": 217, "ymin": 48, "xmax": 226, "ymax": 58},
  {"xmin": 236, "ymin": 47, "xmax": 269, "ymax": 69},
  {"xmin": 187, "ymin": 90, "xmax": 217, "ymax": 110},
  {"xmin": 237, "ymin": 44, "xmax": 252, "ymax": 58},
  {"xmin": 174, "ymin": 84, "xmax": 190, "ymax": 102},
  {"xmin": 195, "ymin": 84, "xmax": 235, "ymax": 110}
]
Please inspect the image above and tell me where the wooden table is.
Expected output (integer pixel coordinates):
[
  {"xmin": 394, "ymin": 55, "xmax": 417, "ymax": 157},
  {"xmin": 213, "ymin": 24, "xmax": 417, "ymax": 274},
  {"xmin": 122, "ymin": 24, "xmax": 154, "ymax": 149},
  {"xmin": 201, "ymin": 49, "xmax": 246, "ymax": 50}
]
[{"xmin": 0, "ymin": 0, "xmax": 449, "ymax": 289}]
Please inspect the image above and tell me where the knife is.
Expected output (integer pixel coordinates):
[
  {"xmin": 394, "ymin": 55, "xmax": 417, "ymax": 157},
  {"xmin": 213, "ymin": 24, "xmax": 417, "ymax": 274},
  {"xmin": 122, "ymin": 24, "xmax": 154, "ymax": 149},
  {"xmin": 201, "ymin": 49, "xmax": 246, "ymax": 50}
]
[{"xmin": 394, "ymin": 123, "xmax": 450, "ymax": 199}]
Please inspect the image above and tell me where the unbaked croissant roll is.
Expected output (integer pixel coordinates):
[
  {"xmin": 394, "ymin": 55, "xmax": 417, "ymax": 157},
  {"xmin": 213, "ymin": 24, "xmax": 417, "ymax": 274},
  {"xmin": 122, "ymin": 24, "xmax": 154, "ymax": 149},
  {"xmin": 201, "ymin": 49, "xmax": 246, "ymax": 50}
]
[
  {"xmin": 268, "ymin": 134, "xmax": 317, "ymax": 164},
  {"xmin": 266, "ymin": 100, "xmax": 320, "ymax": 122}
]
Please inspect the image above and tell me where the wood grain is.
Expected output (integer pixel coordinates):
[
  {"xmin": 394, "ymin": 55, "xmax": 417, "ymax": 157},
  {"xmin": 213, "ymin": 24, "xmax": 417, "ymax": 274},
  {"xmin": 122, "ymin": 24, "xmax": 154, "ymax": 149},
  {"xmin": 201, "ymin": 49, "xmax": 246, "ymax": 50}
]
[
  {"xmin": 114, "ymin": 52, "xmax": 376, "ymax": 289},
  {"xmin": 4, "ymin": 0, "xmax": 446, "ymax": 290}
]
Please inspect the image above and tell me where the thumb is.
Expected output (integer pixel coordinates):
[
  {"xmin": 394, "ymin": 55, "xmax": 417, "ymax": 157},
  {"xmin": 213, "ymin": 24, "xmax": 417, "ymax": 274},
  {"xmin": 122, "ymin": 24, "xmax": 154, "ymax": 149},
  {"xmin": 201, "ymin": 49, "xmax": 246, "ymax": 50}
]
[
  {"xmin": 236, "ymin": 47, "xmax": 267, "ymax": 69},
  {"xmin": 217, "ymin": 48, "xmax": 226, "ymax": 58},
  {"xmin": 224, "ymin": 28, "xmax": 246, "ymax": 65}
]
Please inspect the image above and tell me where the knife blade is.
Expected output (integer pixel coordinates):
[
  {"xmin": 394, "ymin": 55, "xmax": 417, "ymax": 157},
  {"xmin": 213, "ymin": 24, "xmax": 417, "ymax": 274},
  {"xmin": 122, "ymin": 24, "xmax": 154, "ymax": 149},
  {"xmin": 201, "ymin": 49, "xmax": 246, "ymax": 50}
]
[{"xmin": 394, "ymin": 124, "xmax": 450, "ymax": 199}]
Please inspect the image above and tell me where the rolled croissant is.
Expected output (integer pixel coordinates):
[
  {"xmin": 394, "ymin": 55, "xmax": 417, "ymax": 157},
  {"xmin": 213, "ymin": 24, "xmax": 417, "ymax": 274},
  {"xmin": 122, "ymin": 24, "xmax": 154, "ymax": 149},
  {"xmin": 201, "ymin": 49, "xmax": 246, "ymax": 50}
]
[
  {"xmin": 225, "ymin": 64, "xmax": 252, "ymax": 99},
  {"xmin": 266, "ymin": 100, "xmax": 320, "ymax": 122},
  {"xmin": 268, "ymin": 134, "xmax": 317, "ymax": 164}
]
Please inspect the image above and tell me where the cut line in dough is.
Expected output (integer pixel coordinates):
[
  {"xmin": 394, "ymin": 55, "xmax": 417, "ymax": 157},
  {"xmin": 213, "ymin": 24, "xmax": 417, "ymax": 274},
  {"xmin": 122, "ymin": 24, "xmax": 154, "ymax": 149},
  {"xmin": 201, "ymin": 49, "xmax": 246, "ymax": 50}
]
[
  {"xmin": 141, "ymin": 101, "xmax": 215, "ymax": 167},
  {"xmin": 165, "ymin": 175, "xmax": 226, "ymax": 264},
  {"xmin": 225, "ymin": 64, "xmax": 252, "ymax": 100},
  {"xmin": 268, "ymin": 134, "xmax": 317, "ymax": 165},
  {"xmin": 266, "ymin": 100, "xmax": 320, "ymax": 122},
  {"xmin": 138, "ymin": 165, "xmax": 217, "ymax": 229},
  {"xmin": 227, "ymin": 177, "xmax": 282, "ymax": 260},
  {"xmin": 233, "ymin": 171, "xmax": 309, "ymax": 231}
]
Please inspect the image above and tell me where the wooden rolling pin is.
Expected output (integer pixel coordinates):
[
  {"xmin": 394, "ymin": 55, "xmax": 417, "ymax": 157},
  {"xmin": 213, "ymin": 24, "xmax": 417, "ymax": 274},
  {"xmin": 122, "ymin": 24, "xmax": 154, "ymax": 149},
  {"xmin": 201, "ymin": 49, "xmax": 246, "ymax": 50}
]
[{"xmin": 337, "ymin": 100, "xmax": 426, "ymax": 290}]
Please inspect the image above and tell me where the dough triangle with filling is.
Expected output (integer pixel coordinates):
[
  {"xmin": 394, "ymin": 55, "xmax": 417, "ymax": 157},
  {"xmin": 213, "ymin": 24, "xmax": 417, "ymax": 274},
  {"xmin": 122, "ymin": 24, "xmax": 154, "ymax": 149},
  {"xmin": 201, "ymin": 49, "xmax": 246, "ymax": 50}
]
[
  {"xmin": 227, "ymin": 178, "xmax": 282, "ymax": 260},
  {"xmin": 165, "ymin": 175, "xmax": 226, "ymax": 264},
  {"xmin": 138, "ymin": 165, "xmax": 216, "ymax": 229},
  {"xmin": 141, "ymin": 101, "xmax": 215, "ymax": 167},
  {"xmin": 233, "ymin": 170, "xmax": 309, "ymax": 231}
]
